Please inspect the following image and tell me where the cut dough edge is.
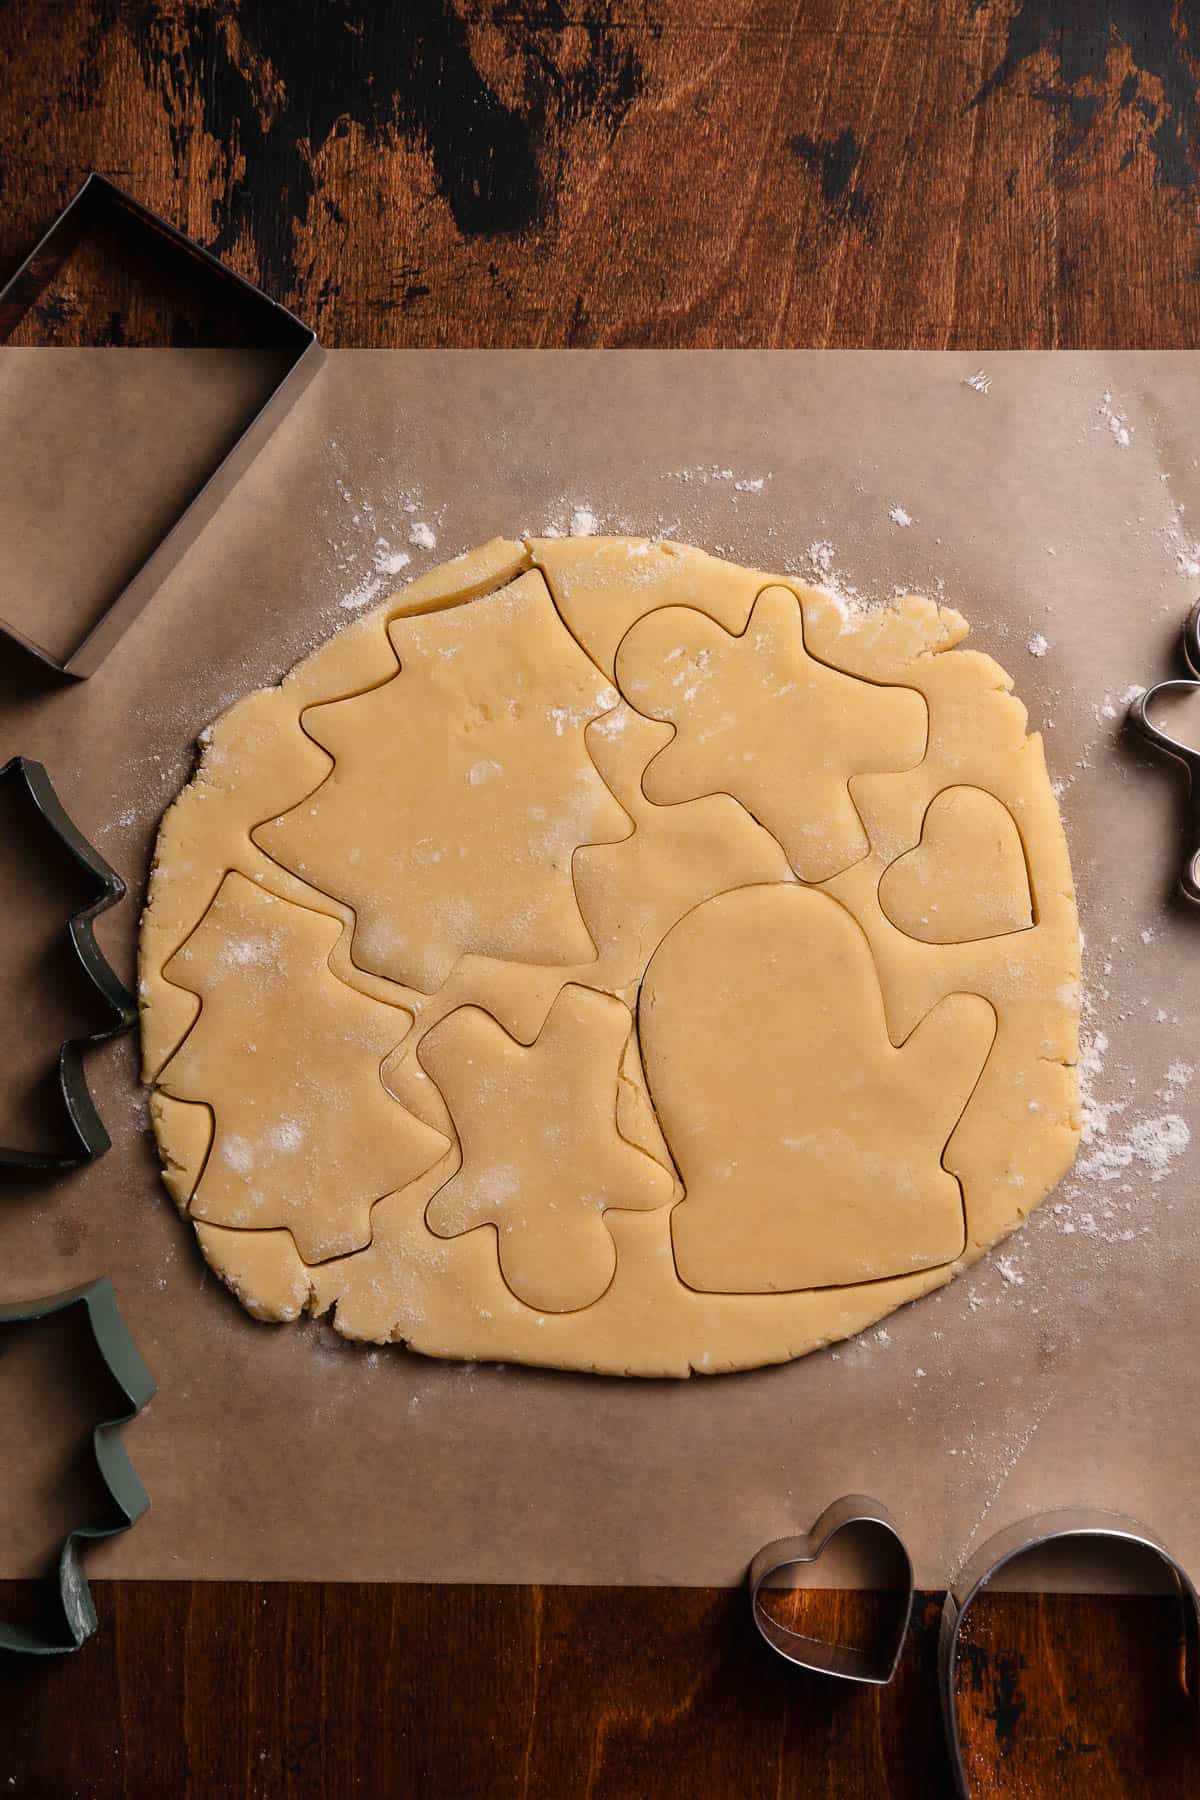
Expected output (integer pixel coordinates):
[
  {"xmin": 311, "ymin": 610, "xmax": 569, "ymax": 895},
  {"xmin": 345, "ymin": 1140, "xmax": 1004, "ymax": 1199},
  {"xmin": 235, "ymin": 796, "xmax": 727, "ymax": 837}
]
[
  {"xmin": 147, "ymin": 575, "xmax": 947, "ymax": 1293},
  {"xmin": 139, "ymin": 537, "xmax": 535, "ymax": 1081},
  {"xmin": 608, "ymin": 585, "xmax": 931, "ymax": 889},
  {"xmin": 876, "ymin": 784, "xmax": 1036, "ymax": 945},
  {"xmin": 143, "ymin": 536, "xmax": 1079, "ymax": 1373},
  {"xmin": 161, "ymin": 974, "xmax": 679, "ymax": 1315}
]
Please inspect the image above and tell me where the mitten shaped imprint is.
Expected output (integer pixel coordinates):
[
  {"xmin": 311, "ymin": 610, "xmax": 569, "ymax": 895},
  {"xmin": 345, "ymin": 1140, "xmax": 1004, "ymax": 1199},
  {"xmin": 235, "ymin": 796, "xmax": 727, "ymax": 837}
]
[
  {"xmin": 159, "ymin": 873, "xmax": 449, "ymax": 1262},
  {"xmin": 615, "ymin": 587, "xmax": 928, "ymax": 883},
  {"xmin": 419, "ymin": 984, "xmax": 675, "ymax": 1313},
  {"xmin": 877, "ymin": 786, "xmax": 1033, "ymax": 944},
  {"xmin": 639, "ymin": 885, "xmax": 996, "ymax": 1293}
]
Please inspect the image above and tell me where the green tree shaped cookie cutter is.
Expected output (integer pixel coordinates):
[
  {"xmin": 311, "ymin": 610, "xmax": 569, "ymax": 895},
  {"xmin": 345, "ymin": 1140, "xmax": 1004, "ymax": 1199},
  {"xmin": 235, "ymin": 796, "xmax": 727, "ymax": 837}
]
[
  {"xmin": 0, "ymin": 755, "xmax": 136, "ymax": 1169},
  {"xmin": 0, "ymin": 1278, "xmax": 155, "ymax": 1655}
]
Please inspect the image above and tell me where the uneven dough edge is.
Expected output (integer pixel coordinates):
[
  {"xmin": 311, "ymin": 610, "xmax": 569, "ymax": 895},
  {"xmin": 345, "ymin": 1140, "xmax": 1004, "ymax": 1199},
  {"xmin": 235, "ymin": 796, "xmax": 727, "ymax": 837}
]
[{"xmin": 143, "ymin": 536, "xmax": 1080, "ymax": 1377}]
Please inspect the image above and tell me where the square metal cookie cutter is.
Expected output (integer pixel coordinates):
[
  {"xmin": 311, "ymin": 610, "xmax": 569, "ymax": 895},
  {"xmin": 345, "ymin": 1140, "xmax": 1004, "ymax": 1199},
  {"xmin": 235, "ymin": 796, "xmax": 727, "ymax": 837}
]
[{"xmin": 0, "ymin": 173, "xmax": 322, "ymax": 677}]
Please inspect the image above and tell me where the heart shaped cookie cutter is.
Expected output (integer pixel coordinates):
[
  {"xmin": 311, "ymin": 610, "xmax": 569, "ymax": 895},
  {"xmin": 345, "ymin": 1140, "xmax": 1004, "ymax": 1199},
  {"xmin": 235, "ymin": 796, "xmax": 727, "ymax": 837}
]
[
  {"xmin": 747, "ymin": 1493, "xmax": 914, "ymax": 1684},
  {"xmin": 939, "ymin": 1507, "xmax": 1200, "ymax": 1798},
  {"xmin": 1128, "ymin": 598, "xmax": 1200, "ymax": 904}
]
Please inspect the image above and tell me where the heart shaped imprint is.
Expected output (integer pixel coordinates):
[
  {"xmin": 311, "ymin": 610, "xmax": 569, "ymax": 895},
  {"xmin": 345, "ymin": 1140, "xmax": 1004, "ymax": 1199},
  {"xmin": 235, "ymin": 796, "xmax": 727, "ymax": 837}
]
[
  {"xmin": 639, "ymin": 884, "xmax": 995, "ymax": 1294},
  {"xmin": 877, "ymin": 786, "xmax": 1033, "ymax": 945}
]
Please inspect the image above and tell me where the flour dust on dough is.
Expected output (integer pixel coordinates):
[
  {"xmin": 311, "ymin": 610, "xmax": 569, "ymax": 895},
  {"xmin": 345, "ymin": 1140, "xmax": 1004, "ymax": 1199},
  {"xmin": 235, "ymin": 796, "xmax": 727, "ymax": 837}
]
[{"xmin": 140, "ymin": 536, "xmax": 1080, "ymax": 1376}]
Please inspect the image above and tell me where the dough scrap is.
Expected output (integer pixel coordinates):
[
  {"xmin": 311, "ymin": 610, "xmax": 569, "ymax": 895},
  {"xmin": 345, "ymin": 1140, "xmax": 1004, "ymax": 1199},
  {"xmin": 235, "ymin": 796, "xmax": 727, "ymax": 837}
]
[
  {"xmin": 639, "ymin": 885, "xmax": 995, "ymax": 1292},
  {"xmin": 574, "ymin": 701, "xmax": 796, "ymax": 990},
  {"xmin": 615, "ymin": 588, "xmax": 929, "ymax": 881},
  {"xmin": 878, "ymin": 786, "xmax": 1033, "ymax": 943},
  {"xmin": 141, "ymin": 537, "xmax": 1081, "ymax": 1375},
  {"xmin": 420, "ymin": 985, "xmax": 675, "ymax": 1314}
]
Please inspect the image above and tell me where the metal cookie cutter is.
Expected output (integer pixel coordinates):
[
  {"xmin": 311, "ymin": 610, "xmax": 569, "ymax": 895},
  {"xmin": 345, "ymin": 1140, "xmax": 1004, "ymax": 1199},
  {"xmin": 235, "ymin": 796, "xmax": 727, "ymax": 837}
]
[
  {"xmin": 1128, "ymin": 598, "xmax": 1200, "ymax": 904},
  {"xmin": 748, "ymin": 1494, "xmax": 915, "ymax": 1683},
  {"xmin": 940, "ymin": 1507, "xmax": 1200, "ymax": 1798},
  {"xmin": 0, "ymin": 172, "xmax": 321, "ymax": 677},
  {"xmin": 0, "ymin": 755, "xmax": 136, "ymax": 1170},
  {"xmin": 0, "ymin": 1278, "xmax": 154, "ymax": 1655}
]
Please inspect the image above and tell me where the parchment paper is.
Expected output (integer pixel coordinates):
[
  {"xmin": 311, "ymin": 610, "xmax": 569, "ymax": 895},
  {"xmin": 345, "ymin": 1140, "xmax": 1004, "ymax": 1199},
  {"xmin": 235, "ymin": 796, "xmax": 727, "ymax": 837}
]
[{"xmin": 0, "ymin": 349, "xmax": 1197, "ymax": 1589}]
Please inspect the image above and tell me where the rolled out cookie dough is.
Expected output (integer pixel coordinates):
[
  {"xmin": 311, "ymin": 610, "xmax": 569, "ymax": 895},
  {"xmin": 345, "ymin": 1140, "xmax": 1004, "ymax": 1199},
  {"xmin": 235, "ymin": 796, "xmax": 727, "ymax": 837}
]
[{"xmin": 141, "ymin": 536, "xmax": 1080, "ymax": 1376}]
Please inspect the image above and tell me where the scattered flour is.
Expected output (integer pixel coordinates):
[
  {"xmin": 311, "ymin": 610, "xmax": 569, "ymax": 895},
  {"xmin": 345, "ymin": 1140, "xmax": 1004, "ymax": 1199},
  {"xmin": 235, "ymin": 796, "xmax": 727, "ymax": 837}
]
[
  {"xmin": 667, "ymin": 466, "xmax": 771, "ymax": 495},
  {"xmin": 808, "ymin": 540, "xmax": 835, "ymax": 579},
  {"xmin": 888, "ymin": 505, "xmax": 914, "ymax": 528},
  {"xmin": 339, "ymin": 573, "xmax": 385, "ymax": 611},
  {"xmin": 268, "ymin": 1121, "xmax": 305, "ymax": 1154},
  {"xmin": 1162, "ymin": 499, "xmax": 1200, "ymax": 578},
  {"xmin": 1027, "ymin": 632, "xmax": 1049, "ymax": 657},
  {"xmin": 375, "ymin": 547, "xmax": 412, "ymax": 576},
  {"xmin": 964, "ymin": 369, "xmax": 992, "ymax": 394},
  {"xmin": 668, "ymin": 465, "xmax": 735, "ymax": 485},
  {"xmin": 222, "ymin": 1135, "xmax": 254, "ymax": 1175},
  {"xmin": 534, "ymin": 497, "xmax": 607, "ymax": 539},
  {"xmin": 408, "ymin": 521, "xmax": 438, "ymax": 550},
  {"xmin": 1099, "ymin": 390, "xmax": 1132, "ymax": 449},
  {"xmin": 794, "ymin": 540, "xmax": 878, "ymax": 620}
]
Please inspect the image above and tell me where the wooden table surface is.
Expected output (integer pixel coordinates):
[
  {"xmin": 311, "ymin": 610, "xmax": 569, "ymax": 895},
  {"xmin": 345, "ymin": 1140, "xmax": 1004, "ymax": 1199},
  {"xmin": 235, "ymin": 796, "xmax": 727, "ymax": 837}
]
[{"xmin": 3, "ymin": 3, "xmax": 1200, "ymax": 1794}]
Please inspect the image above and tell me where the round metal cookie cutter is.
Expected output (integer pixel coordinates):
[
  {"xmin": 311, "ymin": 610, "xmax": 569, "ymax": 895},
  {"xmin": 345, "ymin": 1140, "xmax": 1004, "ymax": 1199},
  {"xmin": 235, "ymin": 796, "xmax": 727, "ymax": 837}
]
[
  {"xmin": 748, "ymin": 1493, "xmax": 915, "ymax": 1685},
  {"xmin": 939, "ymin": 1507, "xmax": 1200, "ymax": 1798}
]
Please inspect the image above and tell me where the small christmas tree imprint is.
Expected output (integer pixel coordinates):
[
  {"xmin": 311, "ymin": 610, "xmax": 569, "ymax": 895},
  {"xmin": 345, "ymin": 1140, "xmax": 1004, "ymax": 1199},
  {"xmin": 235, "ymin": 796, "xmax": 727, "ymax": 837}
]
[{"xmin": 160, "ymin": 874, "xmax": 448, "ymax": 1262}]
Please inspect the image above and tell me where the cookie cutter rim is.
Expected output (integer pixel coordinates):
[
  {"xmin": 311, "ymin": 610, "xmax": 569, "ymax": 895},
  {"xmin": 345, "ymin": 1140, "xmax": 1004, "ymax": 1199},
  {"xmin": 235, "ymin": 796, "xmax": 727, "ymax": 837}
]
[
  {"xmin": 0, "ymin": 171, "xmax": 323, "ymax": 678},
  {"xmin": 747, "ymin": 1493, "xmax": 915, "ymax": 1684},
  {"xmin": 1127, "ymin": 598, "xmax": 1200, "ymax": 904},
  {"xmin": 939, "ymin": 1506, "xmax": 1200, "ymax": 1798},
  {"xmin": 0, "ymin": 1276, "xmax": 155, "ymax": 1656},
  {"xmin": 0, "ymin": 755, "xmax": 136, "ymax": 1170}
]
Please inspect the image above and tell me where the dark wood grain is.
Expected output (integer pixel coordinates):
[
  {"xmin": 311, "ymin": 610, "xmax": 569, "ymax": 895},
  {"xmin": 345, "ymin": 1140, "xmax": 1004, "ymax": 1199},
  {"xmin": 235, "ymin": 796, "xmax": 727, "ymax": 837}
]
[
  {"xmin": 3, "ymin": 2, "xmax": 1200, "ymax": 1795},
  {"xmin": 2, "ymin": 1583, "xmax": 1196, "ymax": 1797},
  {"xmin": 5, "ymin": 1, "xmax": 1200, "ymax": 350}
]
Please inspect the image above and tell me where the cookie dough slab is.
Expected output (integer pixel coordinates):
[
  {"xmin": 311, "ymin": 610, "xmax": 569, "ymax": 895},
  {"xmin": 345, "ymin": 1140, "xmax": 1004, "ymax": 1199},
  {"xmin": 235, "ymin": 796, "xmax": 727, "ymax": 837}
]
[{"xmin": 141, "ymin": 537, "xmax": 1081, "ymax": 1376}]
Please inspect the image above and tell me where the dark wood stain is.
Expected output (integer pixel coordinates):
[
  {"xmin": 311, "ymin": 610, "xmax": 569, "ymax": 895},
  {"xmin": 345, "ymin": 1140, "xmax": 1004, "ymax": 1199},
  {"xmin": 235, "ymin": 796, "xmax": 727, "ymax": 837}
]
[
  {"xmin": 5, "ymin": 0, "xmax": 1200, "ymax": 348},
  {"xmin": 121, "ymin": 0, "xmax": 648, "ymax": 291},
  {"xmin": 789, "ymin": 128, "xmax": 875, "ymax": 229},
  {"xmin": 973, "ymin": 0, "xmax": 1200, "ymax": 189}
]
